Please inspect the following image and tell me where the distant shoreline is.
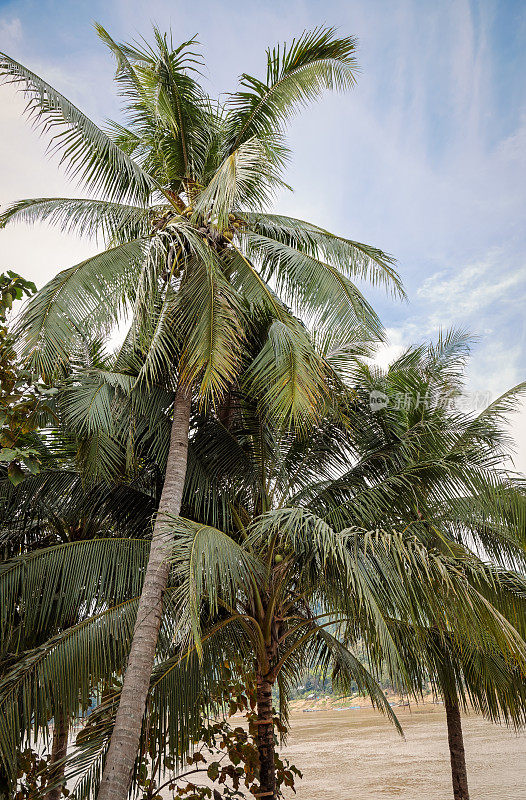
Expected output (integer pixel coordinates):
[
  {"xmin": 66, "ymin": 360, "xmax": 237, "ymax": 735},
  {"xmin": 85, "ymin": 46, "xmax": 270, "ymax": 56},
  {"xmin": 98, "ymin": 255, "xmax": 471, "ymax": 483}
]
[{"xmin": 289, "ymin": 691, "xmax": 442, "ymax": 713}]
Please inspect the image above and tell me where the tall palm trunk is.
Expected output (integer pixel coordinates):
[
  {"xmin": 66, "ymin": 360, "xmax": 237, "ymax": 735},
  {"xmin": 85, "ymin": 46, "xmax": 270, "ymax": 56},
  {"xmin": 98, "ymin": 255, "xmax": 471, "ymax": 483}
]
[
  {"xmin": 256, "ymin": 674, "xmax": 277, "ymax": 800},
  {"xmin": 97, "ymin": 384, "xmax": 192, "ymax": 800},
  {"xmin": 44, "ymin": 710, "xmax": 69, "ymax": 800},
  {"xmin": 444, "ymin": 693, "xmax": 470, "ymax": 800}
]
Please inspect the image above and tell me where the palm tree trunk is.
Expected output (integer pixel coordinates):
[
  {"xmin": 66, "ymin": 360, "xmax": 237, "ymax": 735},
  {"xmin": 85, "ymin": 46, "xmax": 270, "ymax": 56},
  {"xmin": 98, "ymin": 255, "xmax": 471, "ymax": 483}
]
[
  {"xmin": 444, "ymin": 693, "xmax": 470, "ymax": 800},
  {"xmin": 97, "ymin": 384, "xmax": 192, "ymax": 800},
  {"xmin": 256, "ymin": 675, "xmax": 277, "ymax": 800},
  {"xmin": 44, "ymin": 710, "xmax": 69, "ymax": 800}
]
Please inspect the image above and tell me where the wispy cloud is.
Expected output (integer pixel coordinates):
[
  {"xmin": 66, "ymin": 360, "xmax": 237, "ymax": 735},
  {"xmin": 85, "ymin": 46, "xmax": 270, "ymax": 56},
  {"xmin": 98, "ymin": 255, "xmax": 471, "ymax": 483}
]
[
  {"xmin": 417, "ymin": 250, "xmax": 525, "ymax": 327},
  {"xmin": 0, "ymin": 16, "xmax": 22, "ymax": 46}
]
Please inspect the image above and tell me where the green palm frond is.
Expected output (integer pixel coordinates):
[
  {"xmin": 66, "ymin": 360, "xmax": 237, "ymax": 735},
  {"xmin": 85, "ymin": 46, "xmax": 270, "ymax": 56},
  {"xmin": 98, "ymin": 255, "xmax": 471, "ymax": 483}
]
[
  {"xmin": 421, "ymin": 329, "xmax": 471, "ymax": 389},
  {"xmin": 0, "ymin": 538, "xmax": 148, "ymax": 650},
  {"xmin": 0, "ymin": 53, "xmax": 156, "ymax": 203},
  {"xmin": 178, "ymin": 258, "xmax": 246, "ymax": 405},
  {"xmin": 0, "ymin": 598, "xmax": 138, "ymax": 776},
  {"xmin": 225, "ymin": 27, "xmax": 358, "ymax": 150},
  {"xmin": 243, "ymin": 232, "xmax": 384, "ymax": 337},
  {"xmin": 223, "ymin": 244, "xmax": 291, "ymax": 319},
  {"xmin": 97, "ymin": 24, "xmax": 207, "ymax": 184},
  {"xmin": 243, "ymin": 319, "xmax": 328, "ymax": 429},
  {"xmin": 143, "ymin": 28, "xmax": 207, "ymax": 180},
  {"xmin": 311, "ymin": 328, "xmax": 375, "ymax": 380},
  {"xmin": 16, "ymin": 239, "xmax": 146, "ymax": 376},
  {"xmin": 183, "ymin": 417, "xmax": 253, "ymax": 528},
  {"xmin": 193, "ymin": 137, "xmax": 289, "ymax": 230},
  {"xmin": 0, "ymin": 466, "xmax": 158, "ymax": 550},
  {"xmin": 243, "ymin": 213, "xmax": 404, "ymax": 298},
  {"xmin": 167, "ymin": 516, "xmax": 260, "ymax": 654},
  {"xmin": 391, "ymin": 620, "xmax": 526, "ymax": 728},
  {"xmin": 456, "ymin": 382, "xmax": 526, "ymax": 456},
  {"xmin": 0, "ymin": 197, "xmax": 150, "ymax": 244},
  {"xmin": 307, "ymin": 628, "xmax": 402, "ymax": 733},
  {"xmin": 61, "ymin": 376, "xmax": 117, "ymax": 438}
]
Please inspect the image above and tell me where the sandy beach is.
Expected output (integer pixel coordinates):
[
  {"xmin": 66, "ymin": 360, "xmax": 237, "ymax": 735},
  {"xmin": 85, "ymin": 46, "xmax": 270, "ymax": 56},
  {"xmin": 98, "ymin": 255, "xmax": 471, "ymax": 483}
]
[{"xmin": 280, "ymin": 706, "xmax": 526, "ymax": 799}]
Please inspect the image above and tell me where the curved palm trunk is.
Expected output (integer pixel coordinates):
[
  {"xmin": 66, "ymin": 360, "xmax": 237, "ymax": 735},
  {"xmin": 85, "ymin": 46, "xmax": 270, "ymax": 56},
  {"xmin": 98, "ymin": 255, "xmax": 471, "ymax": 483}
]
[
  {"xmin": 44, "ymin": 710, "xmax": 69, "ymax": 800},
  {"xmin": 256, "ymin": 675, "xmax": 277, "ymax": 800},
  {"xmin": 97, "ymin": 384, "xmax": 192, "ymax": 800},
  {"xmin": 444, "ymin": 693, "xmax": 470, "ymax": 800}
]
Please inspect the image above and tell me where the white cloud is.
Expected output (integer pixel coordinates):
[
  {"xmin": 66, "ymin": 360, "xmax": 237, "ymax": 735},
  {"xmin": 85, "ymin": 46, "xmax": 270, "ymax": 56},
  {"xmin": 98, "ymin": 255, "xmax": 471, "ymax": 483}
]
[
  {"xmin": 416, "ymin": 250, "xmax": 525, "ymax": 326},
  {"xmin": 0, "ymin": 17, "xmax": 22, "ymax": 47},
  {"xmin": 0, "ymin": 87, "xmax": 98, "ymax": 286}
]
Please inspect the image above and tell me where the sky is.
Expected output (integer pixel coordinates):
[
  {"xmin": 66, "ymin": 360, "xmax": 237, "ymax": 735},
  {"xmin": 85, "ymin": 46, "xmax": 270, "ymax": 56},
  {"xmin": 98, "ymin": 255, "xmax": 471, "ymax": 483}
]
[{"xmin": 0, "ymin": 0, "xmax": 525, "ymax": 470}]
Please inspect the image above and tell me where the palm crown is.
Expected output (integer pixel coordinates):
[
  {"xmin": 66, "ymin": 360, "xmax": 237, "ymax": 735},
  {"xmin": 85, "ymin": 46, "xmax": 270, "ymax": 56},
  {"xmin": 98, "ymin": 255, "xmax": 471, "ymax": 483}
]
[{"xmin": 1, "ymin": 25, "xmax": 402, "ymax": 425}]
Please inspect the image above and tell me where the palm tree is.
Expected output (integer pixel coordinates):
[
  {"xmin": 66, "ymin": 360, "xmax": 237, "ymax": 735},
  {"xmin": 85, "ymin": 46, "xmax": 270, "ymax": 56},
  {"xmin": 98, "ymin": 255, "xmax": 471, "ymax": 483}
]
[
  {"xmin": 167, "ymin": 329, "xmax": 526, "ymax": 800},
  {"xmin": 2, "ymin": 336, "xmax": 526, "ymax": 799},
  {"xmin": 155, "ymin": 348, "xmax": 526, "ymax": 798},
  {"xmin": 162, "ymin": 466, "xmax": 526, "ymax": 798},
  {"xmin": 0, "ymin": 323, "xmax": 177, "ymax": 798},
  {"xmin": 0, "ymin": 24, "xmax": 404, "ymax": 798},
  {"xmin": 0, "ymin": 328, "xmax": 378, "ymax": 797},
  {"xmin": 310, "ymin": 330, "xmax": 526, "ymax": 800}
]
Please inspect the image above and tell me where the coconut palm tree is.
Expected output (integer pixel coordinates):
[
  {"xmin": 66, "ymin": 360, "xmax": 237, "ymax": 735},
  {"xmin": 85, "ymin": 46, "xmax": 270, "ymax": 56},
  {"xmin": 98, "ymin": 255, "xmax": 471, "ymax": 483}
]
[
  {"xmin": 0, "ymin": 24, "xmax": 404, "ymax": 798},
  {"xmin": 2, "ymin": 332, "xmax": 526, "ymax": 799},
  {"xmin": 167, "ymin": 511, "xmax": 526, "ymax": 800},
  {"xmin": 6, "ymin": 467, "xmax": 522, "ymax": 800},
  {"xmin": 154, "ymin": 328, "xmax": 526, "ymax": 800},
  {"xmin": 392, "ymin": 622, "xmax": 526, "ymax": 800},
  {"xmin": 138, "ymin": 339, "xmax": 526, "ymax": 798},
  {"xmin": 307, "ymin": 330, "xmax": 526, "ymax": 800}
]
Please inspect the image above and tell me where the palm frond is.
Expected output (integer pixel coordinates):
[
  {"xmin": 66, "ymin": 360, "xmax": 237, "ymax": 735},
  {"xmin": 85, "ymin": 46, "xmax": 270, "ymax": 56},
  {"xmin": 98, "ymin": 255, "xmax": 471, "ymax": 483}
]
[
  {"xmin": 225, "ymin": 27, "xmax": 358, "ymax": 150},
  {"xmin": 16, "ymin": 239, "xmax": 147, "ymax": 377},
  {"xmin": 0, "ymin": 52, "xmax": 156, "ymax": 202},
  {"xmin": 0, "ymin": 538, "xmax": 148, "ymax": 651},
  {"xmin": 0, "ymin": 197, "xmax": 150, "ymax": 244},
  {"xmin": 0, "ymin": 598, "xmax": 138, "ymax": 776},
  {"xmin": 243, "ymin": 213, "xmax": 404, "ymax": 298},
  {"xmin": 308, "ymin": 628, "xmax": 402, "ymax": 733},
  {"xmin": 178, "ymin": 257, "xmax": 246, "ymax": 405},
  {"xmin": 166, "ymin": 515, "xmax": 260, "ymax": 655},
  {"xmin": 243, "ymin": 319, "xmax": 329, "ymax": 429},
  {"xmin": 193, "ymin": 137, "xmax": 288, "ymax": 230},
  {"xmin": 243, "ymin": 232, "xmax": 385, "ymax": 338}
]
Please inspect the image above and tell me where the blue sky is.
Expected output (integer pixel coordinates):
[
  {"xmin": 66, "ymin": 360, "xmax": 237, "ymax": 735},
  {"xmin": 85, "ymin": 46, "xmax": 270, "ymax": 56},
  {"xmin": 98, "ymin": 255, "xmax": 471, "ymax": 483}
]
[{"xmin": 1, "ymin": 0, "xmax": 525, "ymax": 466}]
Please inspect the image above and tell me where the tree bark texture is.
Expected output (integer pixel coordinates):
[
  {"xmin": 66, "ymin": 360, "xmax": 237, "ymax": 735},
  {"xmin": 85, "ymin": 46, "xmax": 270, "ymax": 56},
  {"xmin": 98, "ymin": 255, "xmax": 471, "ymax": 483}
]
[
  {"xmin": 444, "ymin": 693, "xmax": 470, "ymax": 800},
  {"xmin": 256, "ymin": 676, "xmax": 277, "ymax": 800},
  {"xmin": 97, "ymin": 384, "xmax": 192, "ymax": 800}
]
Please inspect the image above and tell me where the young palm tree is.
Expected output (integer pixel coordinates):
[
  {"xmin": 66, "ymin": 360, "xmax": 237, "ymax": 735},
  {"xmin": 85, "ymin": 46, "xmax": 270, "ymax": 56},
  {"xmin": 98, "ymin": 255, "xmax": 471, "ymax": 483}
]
[
  {"xmin": 165, "ymin": 514, "xmax": 518, "ymax": 800},
  {"xmin": 309, "ymin": 331, "xmax": 526, "ymax": 800},
  {"xmin": 155, "ymin": 329, "xmax": 526, "ymax": 800},
  {"xmin": 150, "ymin": 345, "xmax": 526, "ymax": 799},
  {"xmin": 1, "ymin": 25, "xmax": 404, "ymax": 798}
]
